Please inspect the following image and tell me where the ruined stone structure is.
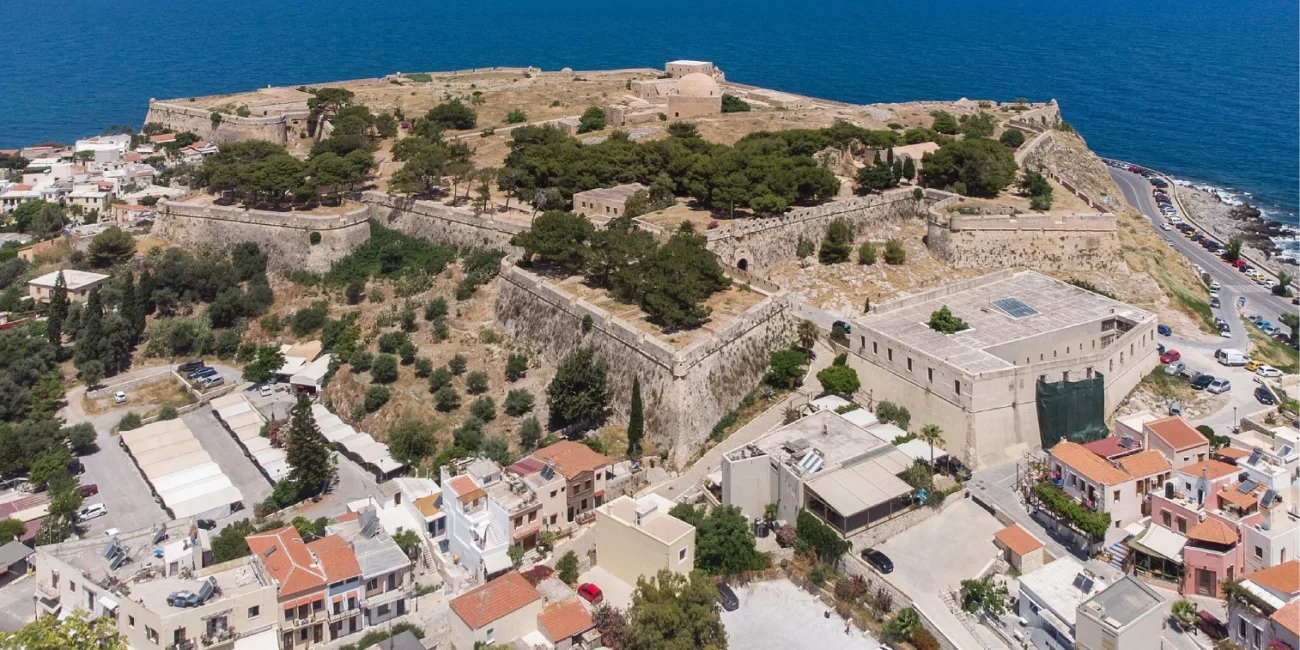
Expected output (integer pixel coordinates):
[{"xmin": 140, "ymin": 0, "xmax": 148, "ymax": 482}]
[
  {"xmin": 1005, "ymin": 100, "xmax": 1063, "ymax": 134},
  {"xmin": 704, "ymin": 188, "xmax": 930, "ymax": 272},
  {"xmin": 361, "ymin": 191, "xmax": 526, "ymax": 251},
  {"xmin": 143, "ymin": 100, "xmax": 306, "ymax": 144},
  {"xmin": 925, "ymin": 196, "xmax": 1122, "ymax": 272},
  {"xmin": 153, "ymin": 200, "xmax": 369, "ymax": 272},
  {"xmin": 495, "ymin": 264, "xmax": 797, "ymax": 468}
]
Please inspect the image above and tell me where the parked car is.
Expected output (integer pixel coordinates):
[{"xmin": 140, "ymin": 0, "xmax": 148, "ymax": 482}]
[
  {"xmin": 1164, "ymin": 361, "xmax": 1186, "ymax": 376},
  {"xmin": 1191, "ymin": 375, "xmax": 1215, "ymax": 390},
  {"xmin": 196, "ymin": 519, "xmax": 217, "ymax": 531},
  {"xmin": 577, "ymin": 583, "xmax": 604, "ymax": 605},
  {"xmin": 201, "ymin": 376, "xmax": 224, "ymax": 389},
  {"xmin": 1210, "ymin": 297, "xmax": 1221, "ymax": 308},
  {"xmin": 832, "ymin": 320, "xmax": 853, "ymax": 334},
  {"xmin": 1219, "ymin": 326, "xmax": 1232, "ymax": 339},
  {"xmin": 1157, "ymin": 324, "xmax": 1172, "ymax": 336},
  {"xmin": 861, "ymin": 548, "xmax": 894, "ymax": 574},
  {"xmin": 186, "ymin": 366, "xmax": 212, "ymax": 379},
  {"xmin": 1245, "ymin": 360, "xmax": 1262, "ymax": 372},
  {"xmin": 939, "ymin": 456, "xmax": 973, "ymax": 481},
  {"xmin": 1178, "ymin": 367, "xmax": 1201, "ymax": 382},
  {"xmin": 77, "ymin": 503, "xmax": 107, "ymax": 522},
  {"xmin": 1207, "ymin": 378, "xmax": 1232, "ymax": 394},
  {"xmin": 259, "ymin": 384, "xmax": 273, "ymax": 397},
  {"xmin": 79, "ymin": 484, "xmax": 99, "ymax": 497},
  {"xmin": 1255, "ymin": 386, "xmax": 1276, "ymax": 405},
  {"xmin": 1160, "ymin": 350, "xmax": 1181, "ymax": 364},
  {"xmin": 1256, "ymin": 365, "xmax": 1282, "ymax": 378},
  {"xmin": 113, "ymin": 391, "xmax": 127, "ymax": 404},
  {"xmin": 177, "ymin": 359, "xmax": 204, "ymax": 373},
  {"xmin": 67, "ymin": 459, "xmax": 84, "ymax": 475},
  {"xmin": 717, "ymin": 583, "xmax": 739, "ymax": 612}
]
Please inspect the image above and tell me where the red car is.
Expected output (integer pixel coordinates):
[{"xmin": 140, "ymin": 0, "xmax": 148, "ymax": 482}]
[
  {"xmin": 577, "ymin": 583, "xmax": 603, "ymax": 605},
  {"xmin": 79, "ymin": 484, "xmax": 99, "ymax": 497},
  {"xmin": 1159, "ymin": 350, "xmax": 1180, "ymax": 364}
]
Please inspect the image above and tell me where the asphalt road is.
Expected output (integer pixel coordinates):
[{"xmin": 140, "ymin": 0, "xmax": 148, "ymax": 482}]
[{"xmin": 1108, "ymin": 167, "xmax": 1295, "ymax": 322}]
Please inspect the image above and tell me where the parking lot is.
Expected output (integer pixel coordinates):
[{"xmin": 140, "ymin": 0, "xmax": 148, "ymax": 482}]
[
  {"xmin": 720, "ymin": 579, "xmax": 883, "ymax": 650},
  {"xmin": 78, "ymin": 419, "xmax": 168, "ymax": 537}
]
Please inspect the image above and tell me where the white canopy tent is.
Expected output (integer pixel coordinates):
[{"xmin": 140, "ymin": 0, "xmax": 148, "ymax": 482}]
[
  {"xmin": 169, "ymin": 484, "xmax": 244, "ymax": 520},
  {"xmin": 141, "ymin": 450, "xmax": 212, "ymax": 481},
  {"xmin": 151, "ymin": 462, "xmax": 224, "ymax": 494}
]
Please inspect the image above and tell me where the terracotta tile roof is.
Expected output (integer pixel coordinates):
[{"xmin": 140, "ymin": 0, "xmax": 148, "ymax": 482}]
[
  {"xmin": 1051, "ymin": 441, "xmax": 1130, "ymax": 485},
  {"xmin": 246, "ymin": 526, "xmax": 327, "ymax": 597},
  {"xmin": 1145, "ymin": 416, "xmax": 1208, "ymax": 451},
  {"xmin": 450, "ymin": 572, "xmax": 541, "ymax": 630},
  {"xmin": 993, "ymin": 524, "xmax": 1043, "ymax": 556},
  {"xmin": 507, "ymin": 457, "xmax": 546, "ymax": 476},
  {"xmin": 539, "ymin": 598, "xmax": 595, "ymax": 642},
  {"xmin": 1271, "ymin": 600, "xmax": 1300, "ymax": 636},
  {"xmin": 1185, "ymin": 518, "xmax": 1238, "ymax": 546},
  {"xmin": 308, "ymin": 534, "xmax": 361, "ymax": 583},
  {"xmin": 335, "ymin": 512, "xmax": 359, "ymax": 524},
  {"xmin": 1082, "ymin": 435, "xmax": 1142, "ymax": 459},
  {"xmin": 1214, "ymin": 447, "xmax": 1250, "ymax": 460},
  {"xmin": 447, "ymin": 475, "xmax": 486, "ymax": 503},
  {"xmin": 1178, "ymin": 460, "xmax": 1239, "ymax": 482},
  {"xmin": 530, "ymin": 441, "xmax": 611, "ymax": 479},
  {"xmin": 1216, "ymin": 482, "xmax": 1263, "ymax": 511},
  {"xmin": 1117, "ymin": 450, "xmax": 1171, "ymax": 478},
  {"xmin": 413, "ymin": 494, "xmax": 441, "ymax": 518},
  {"xmin": 149, "ymin": 133, "xmax": 176, "ymax": 143},
  {"xmin": 1245, "ymin": 560, "xmax": 1300, "ymax": 596}
]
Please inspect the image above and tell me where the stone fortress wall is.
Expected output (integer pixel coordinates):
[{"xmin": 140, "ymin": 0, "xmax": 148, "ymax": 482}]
[
  {"xmin": 360, "ymin": 191, "xmax": 527, "ymax": 251},
  {"xmin": 143, "ymin": 100, "xmax": 299, "ymax": 144},
  {"xmin": 1004, "ymin": 100, "xmax": 1063, "ymax": 133},
  {"xmin": 704, "ymin": 188, "xmax": 931, "ymax": 272},
  {"xmin": 495, "ymin": 263, "xmax": 798, "ymax": 468},
  {"xmin": 152, "ymin": 200, "xmax": 370, "ymax": 272},
  {"xmin": 925, "ymin": 193, "xmax": 1122, "ymax": 272}
]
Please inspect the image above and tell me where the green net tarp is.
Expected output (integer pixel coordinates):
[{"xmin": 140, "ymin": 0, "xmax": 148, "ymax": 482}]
[{"xmin": 1037, "ymin": 373, "xmax": 1108, "ymax": 450}]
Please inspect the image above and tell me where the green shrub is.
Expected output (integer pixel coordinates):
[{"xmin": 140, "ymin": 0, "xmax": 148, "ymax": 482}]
[
  {"xmin": 504, "ymin": 389, "xmax": 535, "ymax": 416},
  {"xmin": 858, "ymin": 241, "xmax": 876, "ymax": 265},
  {"xmin": 1033, "ymin": 482, "xmax": 1111, "ymax": 539},
  {"xmin": 118, "ymin": 412, "xmax": 143, "ymax": 431},
  {"xmin": 928, "ymin": 306, "xmax": 969, "ymax": 334},
  {"xmin": 470, "ymin": 397, "xmax": 496, "ymax": 422},
  {"xmin": 363, "ymin": 386, "xmax": 390, "ymax": 412},
  {"xmin": 465, "ymin": 370, "xmax": 489, "ymax": 394},
  {"xmin": 883, "ymin": 238, "xmax": 906, "ymax": 265}
]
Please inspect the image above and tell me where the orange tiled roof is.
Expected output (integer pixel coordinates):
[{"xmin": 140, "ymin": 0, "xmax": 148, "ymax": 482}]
[
  {"xmin": 1215, "ymin": 447, "xmax": 1250, "ymax": 460},
  {"xmin": 307, "ymin": 534, "xmax": 361, "ymax": 583},
  {"xmin": 1272, "ymin": 600, "xmax": 1300, "ymax": 636},
  {"xmin": 1216, "ymin": 482, "xmax": 1263, "ymax": 511},
  {"xmin": 539, "ymin": 598, "xmax": 595, "ymax": 642},
  {"xmin": 1117, "ymin": 450, "xmax": 1171, "ymax": 478},
  {"xmin": 1178, "ymin": 460, "xmax": 1239, "ymax": 482},
  {"xmin": 414, "ymin": 494, "xmax": 440, "ymax": 517},
  {"xmin": 1185, "ymin": 518, "xmax": 1238, "ymax": 546},
  {"xmin": 993, "ymin": 524, "xmax": 1044, "ymax": 556},
  {"xmin": 335, "ymin": 512, "xmax": 359, "ymax": 524},
  {"xmin": 450, "ymin": 572, "xmax": 541, "ymax": 630},
  {"xmin": 1246, "ymin": 560, "xmax": 1300, "ymax": 596},
  {"xmin": 447, "ymin": 475, "xmax": 486, "ymax": 503},
  {"xmin": 246, "ymin": 526, "xmax": 326, "ymax": 597},
  {"xmin": 149, "ymin": 133, "xmax": 176, "ymax": 143},
  {"xmin": 1145, "ymin": 416, "xmax": 1208, "ymax": 451},
  {"xmin": 1052, "ymin": 441, "xmax": 1130, "ymax": 485},
  {"xmin": 531, "ymin": 441, "xmax": 611, "ymax": 479}
]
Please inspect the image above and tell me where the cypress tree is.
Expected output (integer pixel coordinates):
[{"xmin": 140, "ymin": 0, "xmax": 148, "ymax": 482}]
[
  {"xmin": 627, "ymin": 376, "xmax": 644, "ymax": 456},
  {"xmin": 285, "ymin": 393, "xmax": 332, "ymax": 501},
  {"xmin": 901, "ymin": 157, "xmax": 916, "ymax": 181},
  {"xmin": 120, "ymin": 274, "xmax": 141, "ymax": 344},
  {"xmin": 75, "ymin": 288, "xmax": 104, "ymax": 369},
  {"xmin": 46, "ymin": 271, "xmax": 68, "ymax": 349},
  {"xmin": 137, "ymin": 268, "xmax": 156, "ymax": 316}
]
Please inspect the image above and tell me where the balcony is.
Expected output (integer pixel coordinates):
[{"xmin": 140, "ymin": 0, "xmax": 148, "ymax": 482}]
[
  {"xmin": 166, "ymin": 640, "xmax": 196, "ymax": 650},
  {"xmin": 35, "ymin": 582, "xmax": 61, "ymax": 604},
  {"xmin": 287, "ymin": 610, "xmax": 325, "ymax": 626},
  {"xmin": 201, "ymin": 629, "xmax": 235, "ymax": 647}
]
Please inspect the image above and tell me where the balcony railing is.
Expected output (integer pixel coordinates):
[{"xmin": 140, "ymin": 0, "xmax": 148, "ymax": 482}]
[
  {"xmin": 35, "ymin": 582, "xmax": 60, "ymax": 602},
  {"xmin": 201, "ymin": 629, "xmax": 235, "ymax": 647}
]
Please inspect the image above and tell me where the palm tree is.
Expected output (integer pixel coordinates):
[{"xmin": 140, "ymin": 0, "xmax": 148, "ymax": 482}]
[
  {"xmin": 797, "ymin": 319, "xmax": 819, "ymax": 353},
  {"xmin": 918, "ymin": 424, "xmax": 944, "ymax": 475}
]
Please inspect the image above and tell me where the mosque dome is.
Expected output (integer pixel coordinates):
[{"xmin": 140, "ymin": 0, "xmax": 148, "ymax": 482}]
[{"xmin": 675, "ymin": 73, "xmax": 720, "ymax": 98}]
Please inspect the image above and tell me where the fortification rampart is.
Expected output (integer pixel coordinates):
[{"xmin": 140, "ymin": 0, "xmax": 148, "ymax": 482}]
[
  {"xmin": 495, "ymin": 263, "xmax": 797, "ymax": 467},
  {"xmin": 925, "ymin": 196, "xmax": 1121, "ymax": 271},
  {"xmin": 705, "ymin": 189, "xmax": 929, "ymax": 271},
  {"xmin": 153, "ymin": 200, "xmax": 369, "ymax": 272},
  {"xmin": 360, "ymin": 191, "xmax": 526, "ymax": 251},
  {"xmin": 144, "ymin": 100, "xmax": 297, "ymax": 144},
  {"xmin": 1005, "ymin": 100, "xmax": 1062, "ymax": 133}
]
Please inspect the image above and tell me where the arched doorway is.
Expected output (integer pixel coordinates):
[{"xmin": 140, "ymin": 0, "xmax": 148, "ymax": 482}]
[{"xmin": 737, "ymin": 258, "xmax": 749, "ymax": 271}]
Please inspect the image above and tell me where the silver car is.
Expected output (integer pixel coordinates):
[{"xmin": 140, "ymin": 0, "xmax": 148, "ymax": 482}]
[{"xmin": 1207, "ymin": 378, "xmax": 1232, "ymax": 394}]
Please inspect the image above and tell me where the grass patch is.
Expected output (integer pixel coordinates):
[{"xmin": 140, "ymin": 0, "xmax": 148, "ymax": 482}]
[
  {"xmin": 403, "ymin": 73, "xmax": 433, "ymax": 83},
  {"xmin": 84, "ymin": 377, "xmax": 195, "ymax": 416},
  {"xmin": 1139, "ymin": 367, "xmax": 1196, "ymax": 402},
  {"xmin": 1247, "ymin": 327, "xmax": 1299, "ymax": 374},
  {"xmin": 1120, "ymin": 239, "xmax": 1216, "ymax": 334}
]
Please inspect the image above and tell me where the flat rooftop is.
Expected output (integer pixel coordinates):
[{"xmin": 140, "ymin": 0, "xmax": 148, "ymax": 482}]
[
  {"xmin": 727, "ymin": 410, "xmax": 892, "ymax": 477},
  {"xmin": 1080, "ymin": 575, "xmax": 1164, "ymax": 627},
  {"xmin": 574, "ymin": 183, "xmax": 646, "ymax": 203},
  {"xmin": 856, "ymin": 271, "xmax": 1154, "ymax": 375},
  {"xmin": 44, "ymin": 517, "xmax": 197, "ymax": 578},
  {"xmin": 128, "ymin": 560, "xmax": 268, "ymax": 613},
  {"xmin": 600, "ymin": 495, "xmax": 693, "ymax": 545},
  {"xmin": 1020, "ymin": 557, "xmax": 1120, "ymax": 623},
  {"xmin": 28, "ymin": 269, "xmax": 110, "ymax": 290}
]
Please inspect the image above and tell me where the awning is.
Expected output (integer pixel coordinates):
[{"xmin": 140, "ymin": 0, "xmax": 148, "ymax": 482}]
[
  {"xmin": 98, "ymin": 595, "xmax": 118, "ymax": 612},
  {"xmin": 333, "ymin": 594, "xmax": 344, "ymax": 604},
  {"xmin": 483, "ymin": 550, "xmax": 512, "ymax": 575},
  {"xmin": 805, "ymin": 448, "xmax": 914, "ymax": 516},
  {"xmin": 894, "ymin": 440, "xmax": 947, "ymax": 464},
  {"xmin": 232, "ymin": 627, "xmax": 279, "ymax": 650},
  {"xmin": 1129, "ymin": 523, "xmax": 1187, "ymax": 563}
]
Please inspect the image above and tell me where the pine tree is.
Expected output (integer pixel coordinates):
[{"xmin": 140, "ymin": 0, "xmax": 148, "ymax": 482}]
[
  {"xmin": 136, "ymin": 268, "xmax": 156, "ymax": 316},
  {"xmin": 285, "ymin": 393, "xmax": 332, "ymax": 500},
  {"xmin": 627, "ymin": 377, "xmax": 644, "ymax": 456},
  {"xmin": 46, "ymin": 271, "xmax": 69, "ymax": 349}
]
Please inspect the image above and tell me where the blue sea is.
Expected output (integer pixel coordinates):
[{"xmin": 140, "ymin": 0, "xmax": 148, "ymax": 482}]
[{"xmin": 2, "ymin": 0, "xmax": 1296, "ymax": 222}]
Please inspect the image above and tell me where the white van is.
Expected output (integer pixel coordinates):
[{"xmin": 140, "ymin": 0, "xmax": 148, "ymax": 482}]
[{"xmin": 1216, "ymin": 349, "xmax": 1249, "ymax": 366}]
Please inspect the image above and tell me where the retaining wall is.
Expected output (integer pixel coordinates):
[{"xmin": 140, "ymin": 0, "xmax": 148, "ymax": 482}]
[
  {"xmin": 926, "ymin": 198, "xmax": 1123, "ymax": 271},
  {"xmin": 153, "ymin": 200, "xmax": 370, "ymax": 272},
  {"xmin": 494, "ymin": 263, "xmax": 798, "ymax": 467},
  {"xmin": 705, "ymin": 189, "xmax": 929, "ymax": 272},
  {"xmin": 144, "ymin": 100, "xmax": 299, "ymax": 144},
  {"xmin": 360, "ymin": 191, "xmax": 526, "ymax": 251}
]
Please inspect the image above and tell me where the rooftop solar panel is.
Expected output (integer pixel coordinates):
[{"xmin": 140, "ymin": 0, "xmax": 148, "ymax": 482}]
[{"xmin": 992, "ymin": 297, "xmax": 1039, "ymax": 319}]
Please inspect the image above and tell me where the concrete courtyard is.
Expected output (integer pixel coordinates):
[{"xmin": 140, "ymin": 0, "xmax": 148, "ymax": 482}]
[{"xmin": 721, "ymin": 579, "xmax": 883, "ymax": 650}]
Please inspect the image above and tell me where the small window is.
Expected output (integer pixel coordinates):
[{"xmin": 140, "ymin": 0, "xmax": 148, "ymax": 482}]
[
  {"xmin": 954, "ymin": 380, "xmax": 961, "ymax": 395},
  {"xmin": 679, "ymin": 548, "xmax": 687, "ymax": 561},
  {"xmin": 129, "ymin": 615, "xmax": 136, "ymax": 628},
  {"xmin": 486, "ymin": 628, "xmax": 495, "ymax": 643},
  {"xmin": 1255, "ymin": 546, "xmax": 1264, "ymax": 559},
  {"xmin": 927, "ymin": 368, "xmax": 933, "ymax": 383},
  {"xmin": 146, "ymin": 627, "xmax": 159, "ymax": 644},
  {"xmin": 1177, "ymin": 517, "xmax": 1187, "ymax": 533},
  {"xmin": 887, "ymin": 348, "xmax": 893, "ymax": 361},
  {"xmin": 1112, "ymin": 489, "xmax": 1120, "ymax": 501},
  {"xmin": 906, "ymin": 358, "xmax": 913, "ymax": 371},
  {"xmin": 550, "ymin": 490, "xmax": 557, "ymax": 498},
  {"xmin": 872, "ymin": 341, "xmax": 878, "ymax": 355},
  {"xmin": 1162, "ymin": 512, "xmax": 1171, "ymax": 527},
  {"xmin": 247, "ymin": 606, "xmax": 259, "ymax": 619}
]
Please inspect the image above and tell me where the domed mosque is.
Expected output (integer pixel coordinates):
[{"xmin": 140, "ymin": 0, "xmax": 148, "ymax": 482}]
[{"xmin": 668, "ymin": 72, "xmax": 722, "ymax": 119}]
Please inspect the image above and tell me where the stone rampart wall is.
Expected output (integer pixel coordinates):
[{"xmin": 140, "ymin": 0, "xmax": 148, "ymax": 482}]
[
  {"xmin": 495, "ymin": 263, "xmax": 797, "ymax": 467},
  {"xmin": 925, "ymin": 196, "xmax": 1122, "ymax": 271},
  {"xmin": 705, "ymin": 189, "xmax": 929, "ymax": 271},
  {"xmin": 1005, "ymin": 101, "xmax": 1062, "ymax": 133},
  {"xmin": 153, "ymin": 200, "xmax": 369, "ymax": 272},
  {"xmin": 361, "ymin": 191, "xmax": 526, "ymax": 252},
  {"xmin": 144, "ymin": 101, "xmax": 291, "ymax": 144}
]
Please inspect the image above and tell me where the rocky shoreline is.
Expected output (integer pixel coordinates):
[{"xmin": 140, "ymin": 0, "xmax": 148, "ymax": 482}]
[{"xmin": 1176, "ymin": 185, "xmax": 1298, "ymax": 275}]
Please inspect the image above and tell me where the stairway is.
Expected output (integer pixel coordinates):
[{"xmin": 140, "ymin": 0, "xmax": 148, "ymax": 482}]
[
  {"xmin": 486, "ymin": 521, "xmax": 506, "ymax": 548},
  {"xmin": 1106, "ymin": 540, "xmax": 1131, "ymax": 573}
]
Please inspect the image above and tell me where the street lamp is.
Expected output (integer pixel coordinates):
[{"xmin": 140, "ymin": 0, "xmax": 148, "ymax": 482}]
[{"xmin": 1233, "ymin": 406, "xmax": 1238, "ymax": 433}]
